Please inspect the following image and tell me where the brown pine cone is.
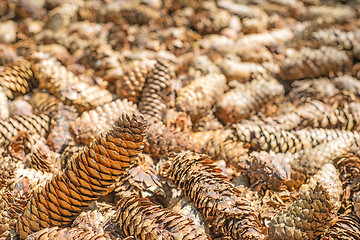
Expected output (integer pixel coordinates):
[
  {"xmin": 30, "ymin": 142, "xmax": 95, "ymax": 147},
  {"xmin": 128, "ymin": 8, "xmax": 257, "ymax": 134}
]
[
  {"xmin": 159, "ymin": 151, "xmax": 265, "ymax": 240},
  {"xmin": 278, "ymin": 47, "xmax": 349, "ymax": 81},
  {"xmin": 217, "ymin": 1, "xmax": 267, "ymax": 20},
  {"xmin": 354, "ymin": 192, "xmax": 360, "ymax": 219},
  {"xmin": 187, "ymin": 54, "xmax": 221, "ymax": 79},
  {"xmin": 0, "ymin": 44, "xmax": 19, "ymax": 66},
  {"xmin": 176, "ymin": 73, "xmax": 227, "ymax": 120},
  {"xmin": 0, "ymin": 87, "xmax": 9, "ymax": 120},
  {"xmin": 16, "ymin": 114, "xmax": 147, "ymax": 239},
  {"xmin": 139, "ymin": 60, "xmax": 175, "ymax": 122},
  {"xmin": 268, "ymin": 164, "xmax": 342, "ymax": 240},
  {"xmin": 311, "ymin": 28, "xmax": 358, "ymax": 51},
  {"xmin": 216, "ymin": 76, "xmax": 284, "ymax": 124},
  {"xmin": 0, "ymin": 156, "xmax": 16, "ymax": 188},
  {"xmin": 332, "ymin": 75, "xmax": 360, "ymax": 97},
  {"xmin": 0, "ymin": 59, "xmax": 38, "ymax": 99},
  {"xmin": 29, "ymin": 92, "xmax": 60, "ymax": 115},
  {"xmin": 111, "ymin": 196, "xmax": 211, "ymax": 240},
  {"xmin": 27, "ymin": 226, "xmax": 111, "ymax": 240},
  {"xmin": 320, "ymin": 213, "xmax": 360, "ymax": 240},
  {"xmin": 46, "ymin": 3, "xmax": 79, "ymax": 30},
  {"xmin": 300, "ymin": 5, "xmax": 356, "ymax": 23},
  {"xmin": 0, "ymin": 114, "xmax": 51, "ymax": 145},
  {"xmin": 334, "ymin": 153, "xmax": 360, "ymax": 196},
  {"xmin": 60, "ymin": 141, "xmax": 85, "ymax": 168},
  {"xmin": 70, "ymin": 99, "xmax": 139, "ymax": 146},
  {"xmin": 113, "ymin": 61, "xmax": 154, "ymax": 104},
  {"xmin": 190, "ymin": 8, "xmax": 231, "ymax": 35},
  {"xmin": 192, "ymin": 112, "xmax": 223, "ymax": 132},
  {"xmin": 105, "ymin": 4, "xmax": 160, "ymax": 25}
]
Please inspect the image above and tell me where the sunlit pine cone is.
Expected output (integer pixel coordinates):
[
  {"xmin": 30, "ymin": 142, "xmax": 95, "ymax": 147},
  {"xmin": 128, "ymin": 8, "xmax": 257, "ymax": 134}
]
[
  {"xmin": 192, "ymin": 112, "xmax": 223, "ymax": 132},
  {"xmin": 0, "ymin": 59, "xmax": 38, "ymax": 99},
  {"xmin": 332, "ymin": 75, "xmax": 360, "ymax": 97},
  {"xmin": 46, "ymin": 2, "xmax": 79, "ymax": 30},
  {"xmin": 29, "ymin": 92, "xmax": 60, "ymax": 115},
  {"xmin": 113, "ymin": 61, "xmax": 154, "ymax": 104},
  {"xmin": 176, "ymin": 73, "xmax": 227, "ymax": 120},
  {"xmin": 188, "ymin": 131, "xmax": 219, "ymax": 153},
  {"xmin": 145, "ymin": 121, "xmax": 190, "ymax": 159},
  {"xmin": 320, "ymin": 213, "xmax": 360, "ymax": 240},
  {"xmin": 242, "ymin": 152, "xmax": 291, "ymax": 193},
  {"xmin": 216, "ymin": 76, "xmax": 284, "ymax": 124},
  {"xmin": 0, "ymin": 87, "xmax": 9, "ymax": 120},
  {"xmin": 234, "ymin": 124, "xmax": 306, "ymax": 153},
  {"xmin": 139, "ymin": 60, "xmax": 175, "ymax": 122},
  {"xmin": 16, "ymin": 114, "xmax": 147, "ymax": 239},
  {"xmin": 354, "ymin": 192, "xmax": 360, "ymax": 219},
  {"xmin": 27, "ymin": 226, "xmax": 111, "ymax": 240},
  {"xmin": 300, "ymin": 5, "xmax": 356, "ymax": 23},
  {"xmin": 310, "ymin": 28, "xmax": 358, "ymax": 51},
  {"xmin": 268, "ymin": 164, "xmax": 342, "ymax": 240},
  {"xmin": 0, "ymin": 114, "xmax": 51, "ymax": 145},
  {"xmin": 111, "ymin": 196, "xmax": 211, "ymax": 240},
  {"xmin": 334, "ymin": 153, "xmax": 360, "ymax": 196},
  {"xmin": 70, "ymin": 99, "xmax": 139, "ymax": 146},
  {"xmin": 160, "ymin": 151, "xmax": 265, "ymax": 240},
  {"xmin": 190, "ymin": 8, "xmax": 231, "ymax": 35},
  {"xmin": 278, "ymin": 47, "xmax": 349, "ymax": 81}
]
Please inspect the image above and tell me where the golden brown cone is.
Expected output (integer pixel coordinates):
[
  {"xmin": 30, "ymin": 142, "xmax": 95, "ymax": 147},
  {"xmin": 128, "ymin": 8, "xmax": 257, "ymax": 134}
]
[
  {"xmin": 334, "ymin": 153, "xmax": 360, "ymax": 196},
  {"xmin": 112, "ymin": 196, "xmax": 211, "ymax": 240},
  {"xmin": 16, "ymin": 114, "xmax": 147, "ymax": 239},
  {"xmin": 26, "ymin": 226, "xmax": 111, "ymax": 240},
  {"xmin": 0, "ymin": 114, "xmax": 51, "ymax": 145},
  {"xmin": 268, "ymin": 164, "xmax": 342, "ymax": 240},
  {"xmin": 354, "ymin": 192, "xmax": 360, "ymax": 219},
  {"xmin": 320, "ymin": 213, "xmax": 360, "ymax": 240},
  {"xmin": 0, "ymin": 59, "xmax": 38, "ymax": 99},
  {"xmin": 159, "ymin": 151, "xmax": 265, "ymax": 240},
  {"xmin": 190, "ymin": 8, "xmax": 231, "ymax": 35}
]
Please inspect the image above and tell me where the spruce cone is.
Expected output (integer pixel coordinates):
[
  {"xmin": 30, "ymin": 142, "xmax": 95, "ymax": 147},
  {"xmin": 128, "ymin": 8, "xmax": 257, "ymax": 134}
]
[
  {"xmin": 334, "ymin": 153, "xmax": 360, "ymax": 195},
  {"xmin": 300, "ymin": 5, "xmax": 356, "ymax": 23},
  {"xmin": 159, "ymin": 151, "xmax": 265, "ymax": 239},
  {"xmin": 278, "ymin": 47, "xmax": 349, "ymax": 81},
  {"xmin": 0, "ymin": 87, "xmax": 9, "ymax": 120},
  {"xmin": 46, "ymin": 3, "xmax": 79, "ymax": 30},
  {"xmin": 268, "ymin": 164, "xmax": 342, "ymax": 240},
  {"xmin": 216, "ymin": 76, "xmax": 284, "ymax": 124},
  {"xmin": 139, "ymin": 60, "xmax": 175, "ymax": 122},
  {"xmin": 332, "ymin": 75, "xmax": 360, "ymax": 97},
  {"xmin": 354, "ymin": 192, "xmax": 360, "ymax": 219},
  {"xmin": 0, "ymin": 114, "xmax": 51, "ymax": 145},
  {"xmin": 0, "ymin": 59, "xmax": 38, "ymax": 99},
  {"xmin": 70, "ymin": 99, "xmax": 139, "ymax": 145},
  {"xmin": 112, "ymin": 196, "xmax": 211, "ymax": 240},
  {"xmin": 192, "ymin": 112, "xmax": 223, "ymax": 132},
  {"xmin": 60, "ymin": 141, "xmax": 85, "ymax": 168},
  {"xmin": 311, "ymin": 28, "xmax": 358, "ymax": 50},
  {"xmin": 16, "ymin": 114, "xmax": 148, "ymax": 239},
  {"xmin": 106, "ymin": 4, "xmax": 160, "ymax": 25},
  {"xmin": 29, "ymin": 92, "xmax": 60, "ymax": 115},
  {"xmin": 176, "ymin": 73, "xmax": 227, "ymax": 120},
  {"xmin": 190, "ymin": 8, "xmax": 231, "ymax": 34},
  {"xmin": 320, "ymin": 214, "xmax": 360, "ymax": 240},
  {"xmin": 27, "ymin": 226, "xmax": 111, "ymax": 240}
]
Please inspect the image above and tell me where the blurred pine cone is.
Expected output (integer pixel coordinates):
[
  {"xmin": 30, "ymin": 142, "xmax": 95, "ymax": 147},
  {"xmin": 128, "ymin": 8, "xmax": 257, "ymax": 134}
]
[{"xmin": 27, "ymin": 226, "xmax": 111, "ymax": 240}]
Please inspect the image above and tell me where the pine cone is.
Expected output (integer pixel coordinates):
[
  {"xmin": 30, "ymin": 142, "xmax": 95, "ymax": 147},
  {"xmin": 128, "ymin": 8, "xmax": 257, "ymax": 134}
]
[
  {"xmin": 46, "ymin": 3, "xmax": 79, "ymax": 30},
  {"xmin": 192, "ymin": 112, "xmax": 223, "ymax": 132},
  {"xmin": 300, "ymin": 5, "xmax": 356, "ymax": 23},
  {"xmin": 0, "ymin": 59, "xmax": 38, "ymax": 99},
  {"xmin": 30, "ymin": 92, "xmax": 59, "ymax": 114},
  {"xmin": 0, "ymin": 87, "xmax": 9, "ymax": 120},
  {"xmin": 111, "ymin": 196, "xmax": 211, "ymax": 240},
  {"xmin": 354, "ymin": 192, "xmax": 360, "ymax": 219},
  {"xmin": 268, "ymin": 164, "xmax": 342, "ymax": 240},
  {"xmin": 332, "ymin": 75, "xmax": 360, "ymax": 97},
  {"xmin": 217, "ymin": 1, "xmax": 267, "ymax": 20},
  {"xmin": 311, "ymin": 28, "xmax": 357, "ymax": 50},
  {"xmin": 216, "ymin": 76, "xmax": 284, "ymax": 124},
  {"xmin": 176, "ymin": 74, "xmax": 226, "ymax": 120},
  {"xmin": 0, "ymin": 114, "xmax": 51, "ymax": 145},
  {"xmin": 237, "ymin": 28, "xmax": 294, "ymax": 48},
  {"xmin": 187, "ymin": 55, "xmax": 221, "ymax": 79},
  {"xmin": 334, "ymin": 153, "xmax": 360, "ymax": 195},
  {"xmin": 16, "ymin": 114, "xmax": 148, "ymax": 239},
  {"xmin": 320, "ymin": 213, "xmax": 360, "ymax": 240},
  {"xmin": 216, "ymin": 59, "xmax": 266, "ymax": 82},
  {"xmin": 0, "ymin": 44, "xmax": 19, "ymax": 66},
  {"xmin": 190, "ymin": 8, "xmax": 231, "ymax": 34},
  {"xmin": 139, "ymin": 60, "xmax": 175, "ymax": 122},
  {"xmin": 70, "ymin": 99, "xmax": 139, "ymax": 145},
  {"xmin": 60, "ymin": 141, "xmax": 85, "ymax": 168},
  {"xmin": 159, "ymin": 151, "xmax": 265, "ymax": 239},
  {"xmin": 278, "ymin": 47, "xmax": 349, "ymax": 81},
  {"xmin": 27, "ymin": 226, "xmax": 111, "ymax": 240},
  {"xmin": 106, "ymin": 4, "xmax": 160, "ymax": 25},
  {"xmin": 0, "ymin": 156, "xmax": 16, "ymax": 188}
]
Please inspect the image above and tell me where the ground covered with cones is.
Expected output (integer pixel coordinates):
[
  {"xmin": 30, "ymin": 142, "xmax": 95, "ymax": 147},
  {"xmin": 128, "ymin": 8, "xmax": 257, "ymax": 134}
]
[{"xmin": 0, "ymin": 0, "xmax": 360, "ymax": 239}]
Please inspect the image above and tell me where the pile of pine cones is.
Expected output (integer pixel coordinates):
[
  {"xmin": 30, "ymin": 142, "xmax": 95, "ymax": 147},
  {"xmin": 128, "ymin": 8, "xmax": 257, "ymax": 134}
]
[{"xmin": 0, "ymin": 0, "xmax": 360, "ymax": 239}]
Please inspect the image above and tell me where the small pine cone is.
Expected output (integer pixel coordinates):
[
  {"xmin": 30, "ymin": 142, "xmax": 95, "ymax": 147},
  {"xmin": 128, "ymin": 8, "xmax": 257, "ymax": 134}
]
[
  {"xmin": 145, "ymin": 121, "xmax": 190, "ymax": 158},
  {"xmin": 27, "ymin": 226, "xmax": 111, "ymax": 240},
  {"xmin": 176, "ymin": 74, "xmax": 227, "ymax": 120},
  {"xmin": 234, "ymin": 124, "xmax": 306, "ymax": 153},
  {"xmin": 70, "ymin": 99, "xmax": 139, "ymax": 145},
  {"xmin": 237, "ymin": 28, "xmax": 294, "ymax": 48},
  {"xmin": 192, "ymin": 112, "xmax": 223, "ymax": 132},
  {"xmin": 60, "ymin": 141, "xmax": 85, "ymax": 168},
  {"xmin": 46, "ymin": 3, "xmax": 79, "ymax": 30},
  {"xmin": 188, "ymin": 131, "xmax": 219, "ymax": 153},
  {"xmin": 106, "ymin": 4, "xmax": 160, "ymax": 25},
  {"xmin": 216, "ymin": 59, "xmax": 267, "ymax": 82},
  {"xmin": 46, "ymin": 105, "xmax": 78, "ymax": 152},
  {"xmin": 278, "ymin": 47, "xmax": 349, "ymax": 81},
  {"xmin": 332, "ymin": 75, "xmax": 360, "ymax": 97},
  {"xmin": 0, "ymin": 59, "xmax": 38, "ymax": 99},
  {"xmin": 113, "ymin": 61, "xmax": 154, "ymax": 104},
  {"xmin": 159, "ymin": 151, "xmax": 265, "ymax": 240},
  {"xmin": 114, "ymin": 154, "xmax": 167, "ymax": 204},
  {"xmin": 243, "ymin": 151, "xmax": 291, "ymax": 193},
  {"xmin": 16, "ymin": 114, "xmax": 147, "ymax": 239},
  {"xmin": 334, "ymin": 153, "xmax": 360, "ymax": 195},
  {"xmin": 354, "ymin": 192, "xmax": 360, "ymax": 219},
  {"xmin": 268, "ymin": 164, "xmax": 342, "ymax": 240},
  {"xmin": 300, "ymin": 5, "xmax": 356, "ymax": 23},
  {"xmin": 0, "ymin": 156, "xmax": 16, "ymax": 187},
  {"xmin": 311, "ymin": 28, "xmax": 357, "ymax": 50},
  {"xmin": 217, "ymin": 1, "xmax": 267, "ymax": 20},
  {"xmin": 187, "ymin": 55, "xmax": 221, "ymax": 79},
  {"xmin": 29, "ymin": 92, "xmax": 60, "ymax": 115},
  {"xmin": 0, "ymin": 114, "xmax": 51, "ymax": 145},
  {"xmin": 320, "ymin": 213, "xmax": 360, "ymax": 240},
  {"xmin": 190, "ymin": 8, "xmax": 231, "ymax": 34},
  {"xmin": 112, "ymin": 196, "xmax": 211, "ymax": 240},
  {"xmin": 164, "ymin": 108, "xmax": 192, "ymax": 133},
  {"xmin": 139, "ymin": 60, "xmax": 175, "ymax": 122},
  {"xmin": 216, "ymin": 76, "xmax": 284, "ymax": 124},
  {"xmin": 77, "ymin": 0, "xmax": 104, "ymax": 22},
  {"xmin": 0, "ymin": 87, "xmax": 9, "ymax": 120}
]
